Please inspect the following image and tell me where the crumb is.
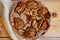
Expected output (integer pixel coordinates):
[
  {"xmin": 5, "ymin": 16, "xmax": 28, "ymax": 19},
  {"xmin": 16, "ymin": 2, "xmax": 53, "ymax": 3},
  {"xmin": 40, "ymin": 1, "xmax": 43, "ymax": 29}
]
[{"xmin": 52, "ymin": 12, "xmax": 57, "ymax": 18}]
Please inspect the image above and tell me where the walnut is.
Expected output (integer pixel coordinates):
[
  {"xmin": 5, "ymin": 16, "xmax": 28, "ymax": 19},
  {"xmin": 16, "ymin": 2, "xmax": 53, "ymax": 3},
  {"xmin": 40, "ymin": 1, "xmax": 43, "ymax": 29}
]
[
  {"xmin": 37, "ymin": 19, "xmax": 43, "ymax": 29},
  {"xmin": 31, "ymin": 19, "xmax": 36, "ymax": 26},
  {"xmin": 26, "ymin": 1, "xmax": 38, "ymax": 9},
  {"xmin": 13, "ymin": 17, "xmax": 24, "ymax": 30},
  {"xmin": 52, "ymin": 12, "xmax": 57, "ymax": 18},
  {"xmin": 14, "ymin": 1, "xmax": 26, "ymax": 14},
  {"xmin": 37, "ymin": 20, "xmax": 49, "ymax": 30},
  {"xmin": 24, "ymin": 27, "xmax": 36, "ymax": 38},
  {"xmin": 25, "ymin": 10, "xmax": 34, "ymax": 16},
  {"xmin": 25, "ymin": 11, "xmax": 36, "ymax": 23},
  {"xmin": 37, "ymin": 7, "xmax": 51, "ymax": 19},
  {"xmin": 27, "ymin": 0, "xmax": 35, "ymax": 1},
  {"xmin": 26, "ymin": 15, "xmax": 32, "ymax": 23}
]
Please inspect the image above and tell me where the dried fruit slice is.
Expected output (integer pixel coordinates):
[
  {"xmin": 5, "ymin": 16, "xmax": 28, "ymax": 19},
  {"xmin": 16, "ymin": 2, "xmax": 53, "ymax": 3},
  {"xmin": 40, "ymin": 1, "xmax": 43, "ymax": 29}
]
[
  {"xmin": 37, "ymin": 7, "xmax": 51, "ymax": 19},
  {"xmin": 13, "ymin": 17, "xmax": 24, "ymax": 30},
  {"xmin": 24, "ymin": 27, "xmax": 36, "ymax": 38},
  {"xmin": 14, "ymin": 1, "xmax": 26, "ymax": 14}
]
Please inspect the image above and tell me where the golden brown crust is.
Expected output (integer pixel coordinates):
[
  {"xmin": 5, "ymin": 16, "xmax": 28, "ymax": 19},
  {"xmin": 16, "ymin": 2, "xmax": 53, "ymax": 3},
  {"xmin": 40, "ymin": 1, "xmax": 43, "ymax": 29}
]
[{"xmin": 13, "ymin": 17, "xmax": 24, "ymax": 30}]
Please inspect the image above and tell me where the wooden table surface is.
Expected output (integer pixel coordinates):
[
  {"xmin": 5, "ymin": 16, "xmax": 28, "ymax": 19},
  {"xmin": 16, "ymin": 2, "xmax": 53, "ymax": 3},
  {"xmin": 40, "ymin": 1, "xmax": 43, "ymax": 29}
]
[
  {"xmin": 0, "ymin": 0, "xmax": 60, "ymax": 40},
  {"xmin": 0, "ymin": 17, "xmax": 12, "ymax": 40}
]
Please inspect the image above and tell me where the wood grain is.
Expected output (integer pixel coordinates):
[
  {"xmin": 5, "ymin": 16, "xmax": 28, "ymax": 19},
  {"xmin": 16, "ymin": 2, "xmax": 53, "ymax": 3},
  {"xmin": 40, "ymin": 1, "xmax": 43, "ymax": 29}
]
[
  {"xmin": 0, "ymin": 38, "xmax": 12, "ymax": 40},
  {"xmin": 0, "ymin": 0, "xmax": 60, "ymax": 40},
  {"xmin": 0, "ymin": 19, "xmax": 12, "ymax": 40}
]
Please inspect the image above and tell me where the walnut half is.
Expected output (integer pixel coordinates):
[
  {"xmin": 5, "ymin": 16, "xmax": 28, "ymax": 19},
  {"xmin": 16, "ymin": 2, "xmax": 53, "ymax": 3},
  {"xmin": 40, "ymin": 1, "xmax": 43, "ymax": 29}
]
[
  {"xmin": 24, "ymin": 27, "xmax": 36, "ymax": 38},
  {"xmin": 37, "ymin": 7, "xmax": 51, "ymax": 19},
  {"xmin": 37, "ymin": 20, "xmax": 49, "ymax": 30},
  {"xmin": 26, "ymin": 0, "xmax": 39, "ymax": 9},
  {"xmin": 14, "ymin": 1, "xmax": 26, "ymax": 14},
  {"xmin": 13, "ymin": 17, "xmax": 24, "ymax": 30}
]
